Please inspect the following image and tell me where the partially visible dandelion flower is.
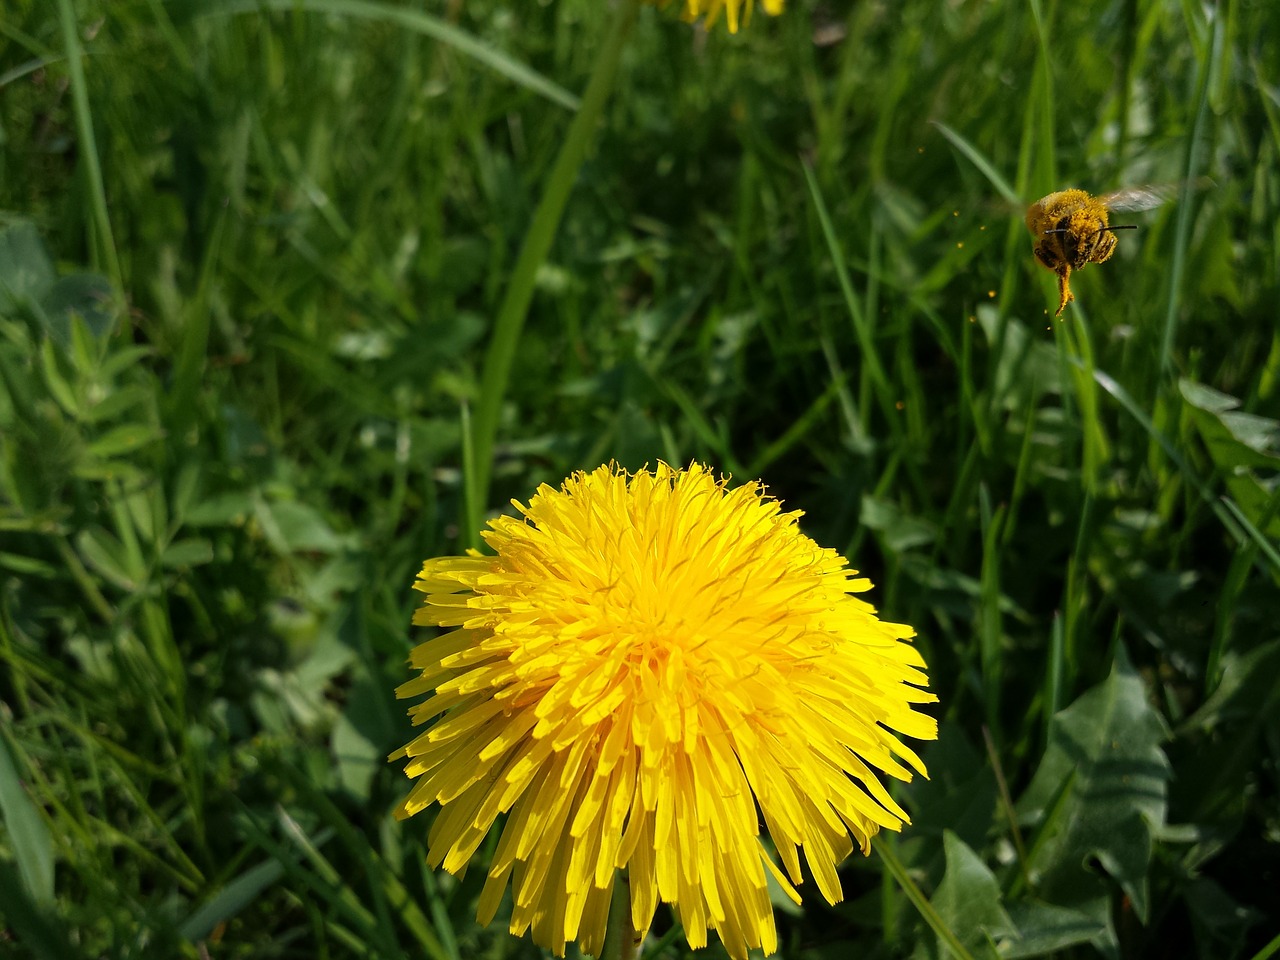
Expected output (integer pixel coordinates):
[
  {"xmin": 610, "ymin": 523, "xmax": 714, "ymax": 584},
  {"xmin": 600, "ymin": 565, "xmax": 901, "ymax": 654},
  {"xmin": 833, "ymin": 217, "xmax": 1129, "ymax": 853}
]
[
  {"xmin": 650, "ymin": 0, "xmax": 784, "ymax": 33},
  {"xmin": 391, "ymin": 463, "xmax": 937, "ymax": 959}
]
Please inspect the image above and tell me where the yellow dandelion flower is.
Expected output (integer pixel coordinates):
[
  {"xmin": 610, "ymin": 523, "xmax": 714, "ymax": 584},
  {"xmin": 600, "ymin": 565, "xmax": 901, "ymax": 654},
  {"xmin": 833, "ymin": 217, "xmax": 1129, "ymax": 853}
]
[
  {"xmin": 650, "ymin": 0, "xmax": 784, "ymax": 33},
  {"xmin": 391, "ymin": 463, "xmax": 937, "ymax": 959}
]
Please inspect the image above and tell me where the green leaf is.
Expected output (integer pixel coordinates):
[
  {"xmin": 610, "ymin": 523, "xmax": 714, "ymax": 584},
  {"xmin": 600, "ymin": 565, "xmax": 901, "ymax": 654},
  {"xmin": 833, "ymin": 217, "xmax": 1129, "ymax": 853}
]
[
  {"xmin": 39, "ymin": 338, "xmax": 79, "ymax": 418},
  {"xmin": 1174, "ymin": 641, "xmax": 1280, "ymax": 823},
  {"xmin": 160, "ymin": 537, "xmax": 215, "ymax": 569},
  {"xmin": 82, "ymin": 384, "xmax": 151, "ymax": 424},
  {"xmin": 255, "ymin": 499, "xmax": 352, "ymax": 555},
  {"xmin": 0, "ymin": 736, "xmax": 55, "ymax": 906},
  {"xmin": 1180, "ymin": 379, "xmax": 1280, "ymax": 539},
  {"xmin": 85, "ymin": 423, "xmax": 165, "ymax": 459},
  {"xmin": 1182, "ymin": 877, "xmax": 1264, "ymax": 958},
  {"xmin": 1017, "ymin": 647, "xmax": 1171, "ymax": 922},
  {"xmin": 71, "ymin": 459, "xmax": 148, "ymax": 484},
  {"xmin": 0, "ymin": 551, "xmax": 60, "ymax": 577},
  {"xmin": 1185, "ymin": 640, "xmax": 1280, "ymax": 733},
  {"xmin": 184, "ymin": 491, "xmax": 253, "ymax": 526},
  {"xmin": 905, "ymin": 725, "xmax": 998, "ymax": 860},
  {"xmin": 332, "ymin": 671, "xmax": 396, "ymax": 799},
  {"xmin": 42, "ymin": 273, "xmax": 117, "ymax": 340},
  {"xmin": 977, "ymin": 304, "xmax": 1062, "ymax": 409},
  {"xmin": 1180, "ymin": 380, "xmax": 1280, "ymax": 469},
  {"xmin": 1002, "ymin": 898, "xmax": 1111, "ymax": 958},
  {"xmin": 861, "ymin": 495, "xmax": 938, "ymax": 553},
  {"xmin": 0, "ymin": 221, "xmax": 56, "ymax": 314},
  {"xmin": 75, "ymin": 526, "xmax": 138, "ymax": 590},
  {"xmin": 928, "ymin": 832, "xmax": 1015, "ymax": 960}
]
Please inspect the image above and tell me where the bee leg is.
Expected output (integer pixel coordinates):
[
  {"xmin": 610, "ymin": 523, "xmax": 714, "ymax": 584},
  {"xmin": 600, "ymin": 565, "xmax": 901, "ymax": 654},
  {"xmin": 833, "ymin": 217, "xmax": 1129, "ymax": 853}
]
[{"xmin": 1055, "ymin": 265, "xmax": 1074, "ymax": 317}]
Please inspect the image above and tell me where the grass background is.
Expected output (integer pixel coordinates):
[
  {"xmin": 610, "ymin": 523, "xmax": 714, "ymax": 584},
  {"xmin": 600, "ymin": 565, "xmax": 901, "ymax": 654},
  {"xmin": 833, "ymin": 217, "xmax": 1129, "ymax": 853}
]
[{"xmin": 1, "ymin": 0, "xmax": 1278, "ymax": 957}]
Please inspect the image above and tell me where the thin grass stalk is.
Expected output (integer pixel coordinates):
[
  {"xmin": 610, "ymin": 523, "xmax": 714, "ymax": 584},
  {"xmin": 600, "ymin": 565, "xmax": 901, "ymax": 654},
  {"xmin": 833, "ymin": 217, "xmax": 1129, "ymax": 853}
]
[
  {"xmin": 1158, "ymin": 1, "xmax": 1221, "ymax": 373},
  {"xmin": 466, "ymin": 0, "xmax": 643, "ymax": 544},
  {"xmin": 56, "ymin": 0, "xmax": 122, "ymax": 293}
]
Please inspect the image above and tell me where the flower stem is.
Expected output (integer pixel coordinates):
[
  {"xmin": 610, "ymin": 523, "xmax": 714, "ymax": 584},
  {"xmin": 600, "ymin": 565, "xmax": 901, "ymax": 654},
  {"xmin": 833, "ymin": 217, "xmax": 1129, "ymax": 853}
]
[
  {"xmin": 599, "ymin": 870, "xmax": 632, "ymax": 960},
  {"xmin": 464, "ymin": 0, "xmax": 642, "ymax": 545}
]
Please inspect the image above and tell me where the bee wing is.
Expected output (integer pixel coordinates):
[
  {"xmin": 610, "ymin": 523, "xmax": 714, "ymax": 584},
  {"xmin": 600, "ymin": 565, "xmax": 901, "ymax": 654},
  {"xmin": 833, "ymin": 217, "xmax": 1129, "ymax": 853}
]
[{"xmin": 1099, "ymin": 178, "xmax": 1213, "ymax": 213}]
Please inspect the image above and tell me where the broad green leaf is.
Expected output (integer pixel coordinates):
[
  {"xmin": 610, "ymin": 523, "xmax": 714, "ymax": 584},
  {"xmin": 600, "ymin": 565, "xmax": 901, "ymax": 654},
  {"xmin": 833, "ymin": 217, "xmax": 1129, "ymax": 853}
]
[
  {"xmin": 977, "ymin": 304, "xmax": 1062, "ymax": 409},
  {"xmin": 928, "ymin": 832, "xmax": 1014, "ymax": 960},
  {"xmin": 0, "ymin": 221, "xmax": 56, "ymax": 314},
  {"xmin": 1002, "ymin": 898, "xmax": 1111, "ymax": 958},
  {"xmin": 332, "ymin": 671, "xmax": 396, "ymax": 799},
  {"xmin": 905, "ymin": 725, "xmax": 998, "ymax": 861},
  {"xmin": 1017, "ymin": 648, "xmax": 1171, "ymax": 922},
  {"xmin": 0, "ymin": 737, "xmax": 54, "ymax": 906},
  {"xmin": 1185, "ymin": 640, "xmax": 1280, "ymax": 733},
  {"xmin": 255, "ymin": 499, "xmax": 352, "ymax": 555},
  {"xmin": 42, "ymin": 273, "xmax": 117, "ymax": 340},
  {"xmin": 1182, "ymin": 877, "xmax": 1264, "ymax": 958},
  {"xmin": 861, "ymin": 495, "xmax": 938, "ymax": 553},
  {"xmin": 1180, "ymin": 379, "xmax": 1280, "ymax": 538},
  {"xmin": 1174, "ymin": 641, "xmax": 1280, "ymax": 824},
  {"xmin": 1180, "ymin": 380, "xmax": 1280, "ymax": 470}
]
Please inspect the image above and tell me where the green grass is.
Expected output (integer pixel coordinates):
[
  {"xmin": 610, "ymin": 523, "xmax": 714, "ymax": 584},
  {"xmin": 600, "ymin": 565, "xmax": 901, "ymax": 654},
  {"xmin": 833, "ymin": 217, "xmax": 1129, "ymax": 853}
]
[{"xmin": 1, "ymin": 0, "xmax": 1278, "ymax": 957}]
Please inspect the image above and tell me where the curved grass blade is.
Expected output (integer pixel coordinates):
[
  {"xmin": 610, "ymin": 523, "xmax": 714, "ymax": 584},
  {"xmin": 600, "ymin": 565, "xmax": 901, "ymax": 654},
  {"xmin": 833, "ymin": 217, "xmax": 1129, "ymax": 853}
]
[
  {"xmin": 931, "ymin": 120, "xmax": 1021, "ymax": 208},
  {"xmin": 195, "ymin": 0, "xmax": 580, "ymax": 111}
]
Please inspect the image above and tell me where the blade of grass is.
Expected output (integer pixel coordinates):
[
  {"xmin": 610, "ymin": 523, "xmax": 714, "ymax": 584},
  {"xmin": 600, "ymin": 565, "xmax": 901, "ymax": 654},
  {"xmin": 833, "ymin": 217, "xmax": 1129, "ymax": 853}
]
[
  {"xmin": 56, "ymin": 0, "xmax": 122, "ymax": 293},
  {"xmin": 1158, "ymin": 4, "xmax": 1221, "ymax": 373},
  {"xmin": 178, "ymin": 857, "xmax": 284, "ymax": 942},
  {"xmin": 0, "ymin": 862, "xmax": 78, "ymax": 960},
  {"xmin": 196, "ymin": 0, "xmax": 580, "ymax": 111},
  {"xmin": 0, "ymin": 735, "xmax": 54, "ymax": 907},
  {"xmin": 1247, "ymin": 931, "xmax": 1280, "ymax": 960},
  {"xmin": 467, "ymin": 0, "xmax": 642, "ymax": 542},
  {"xmin": 801, "ymin": 160, "xmax": 899, "ymax": 433},
  {"xmin": 930, "ymin": 121, "xmax": 1021, "ymax": 207}
]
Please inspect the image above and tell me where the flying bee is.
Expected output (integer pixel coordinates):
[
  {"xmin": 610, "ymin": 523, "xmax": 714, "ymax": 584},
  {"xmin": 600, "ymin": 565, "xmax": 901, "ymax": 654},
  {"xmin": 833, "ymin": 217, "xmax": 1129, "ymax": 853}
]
[{"xmin": 1026, "ymin": 184, "xmax": 1186, "ymax": 317}]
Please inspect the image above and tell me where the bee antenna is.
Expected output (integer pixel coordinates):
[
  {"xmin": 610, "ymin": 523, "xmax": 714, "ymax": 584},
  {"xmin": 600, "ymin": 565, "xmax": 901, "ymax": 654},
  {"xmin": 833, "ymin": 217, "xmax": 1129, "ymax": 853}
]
[{"xmin": 1043, "ymin": 225, "xmax": 1140, "ymax": 237}]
